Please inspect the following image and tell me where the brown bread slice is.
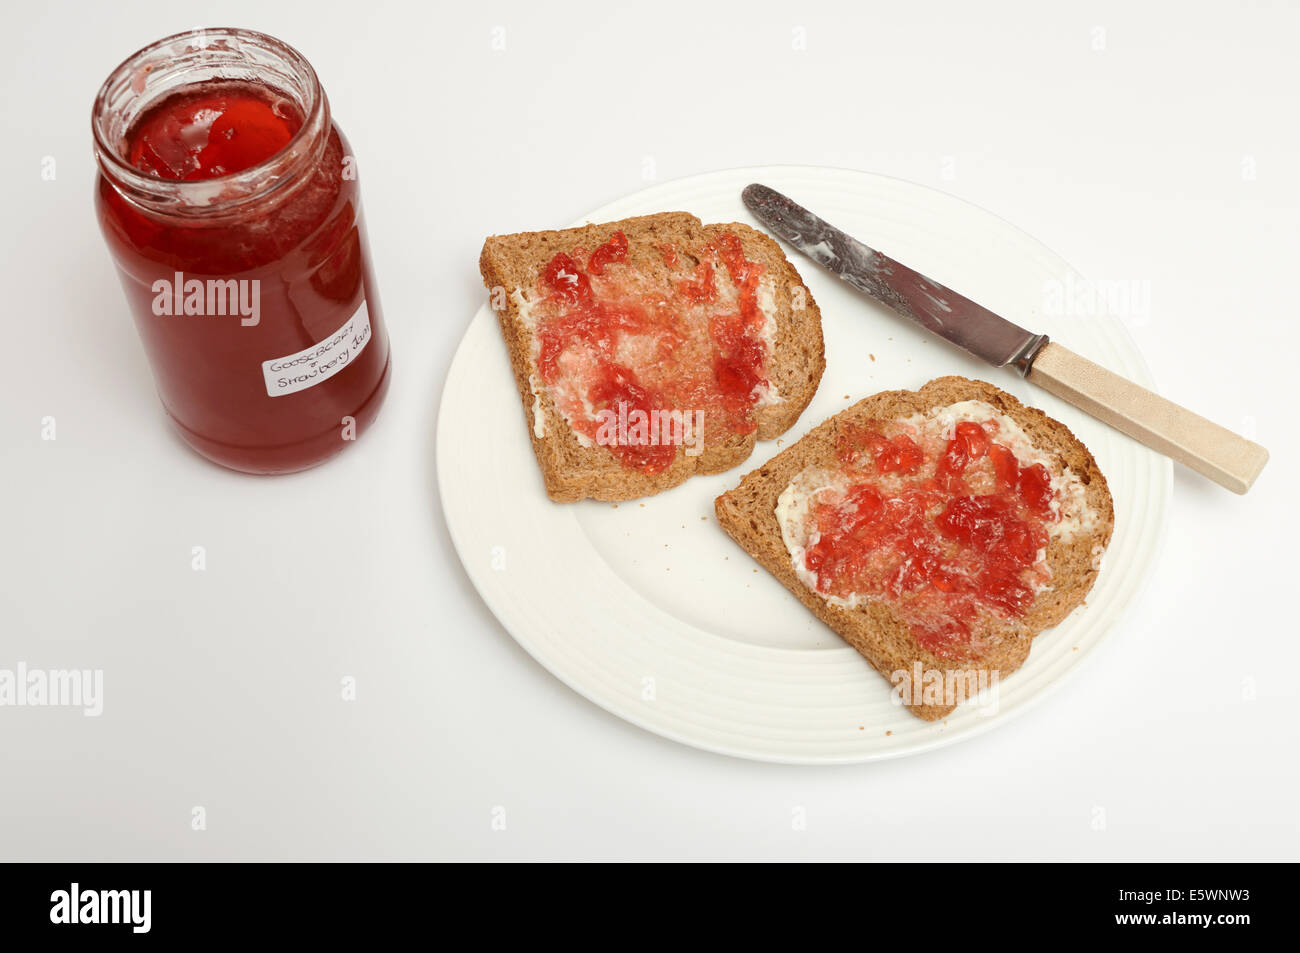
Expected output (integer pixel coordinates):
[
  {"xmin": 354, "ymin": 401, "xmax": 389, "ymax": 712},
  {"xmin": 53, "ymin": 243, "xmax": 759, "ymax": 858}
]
[
  {"xmin": 714, "ymin": 376, "xmax": 1115, "ymax": 720},
  {"xmin": 480, "ymin": 212, "xmax": 825, "ymax": 502}
]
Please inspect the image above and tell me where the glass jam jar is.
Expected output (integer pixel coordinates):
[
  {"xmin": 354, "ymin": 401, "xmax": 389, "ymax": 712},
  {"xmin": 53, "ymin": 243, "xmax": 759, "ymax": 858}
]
[{"xmin": 93, "ymin": 28, "xmax": 391, "ymax": 474}]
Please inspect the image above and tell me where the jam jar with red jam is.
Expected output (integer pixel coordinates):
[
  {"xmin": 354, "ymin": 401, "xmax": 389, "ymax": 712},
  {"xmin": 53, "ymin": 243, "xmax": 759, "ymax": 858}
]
[{"xmin": 92, "ymin": 28, "xmax": 391, "ymax": 473}]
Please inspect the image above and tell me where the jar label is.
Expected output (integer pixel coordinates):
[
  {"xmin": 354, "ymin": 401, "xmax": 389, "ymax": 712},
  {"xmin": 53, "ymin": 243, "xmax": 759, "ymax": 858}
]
[{"xmin": 261, "ymin": 301, "xmax": 372, "ymax": 397}]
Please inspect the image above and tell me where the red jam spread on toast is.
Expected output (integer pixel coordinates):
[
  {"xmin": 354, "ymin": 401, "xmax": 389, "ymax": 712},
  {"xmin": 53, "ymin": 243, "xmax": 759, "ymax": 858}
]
[
  {"xmin": 528, "ymin": 230, "xmax": 777, "ymax": 474},
  {"xmin": 789, "ymin": 408, "xmax": 1067, "ymax": 658}
]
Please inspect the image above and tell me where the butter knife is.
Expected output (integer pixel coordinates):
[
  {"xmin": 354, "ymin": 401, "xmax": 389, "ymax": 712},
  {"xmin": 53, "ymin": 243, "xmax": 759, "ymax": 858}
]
[{"xmin": 742, "ymin": 183, "xmax": 1269, "ymax": 494}]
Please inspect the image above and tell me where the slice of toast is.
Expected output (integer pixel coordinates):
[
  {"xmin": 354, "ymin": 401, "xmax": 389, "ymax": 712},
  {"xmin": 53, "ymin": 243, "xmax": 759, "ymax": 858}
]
[
  {"xmin": 480, "ymin": 212, "xmax": 825, "ymax": 502},
  {"xmin": 714, "ymin": 376, "xmax": 1115, "ymax": 720}
]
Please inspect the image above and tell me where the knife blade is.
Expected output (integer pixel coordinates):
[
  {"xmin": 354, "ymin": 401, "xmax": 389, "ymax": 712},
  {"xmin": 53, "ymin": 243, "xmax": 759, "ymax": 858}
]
[
  {"xmin": 742, "ymin": 183, "xmax": 1047, "ymax": 373},
  {"xmin": 741, "ymin": 182, "xmax": 1269, "ymax": 494}
]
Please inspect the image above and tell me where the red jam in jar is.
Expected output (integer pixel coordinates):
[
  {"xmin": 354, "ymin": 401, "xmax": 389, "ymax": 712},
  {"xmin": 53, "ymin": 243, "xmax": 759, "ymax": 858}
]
[{"xmin": 93, "ymin": 29, "xmax": 391, "ymax": 473}]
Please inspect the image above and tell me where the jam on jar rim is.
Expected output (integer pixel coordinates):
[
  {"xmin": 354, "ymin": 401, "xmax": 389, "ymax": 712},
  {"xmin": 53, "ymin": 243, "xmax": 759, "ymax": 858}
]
[
  {"xmin": 776, "ymin": 402, "xmax": 1095, "ymax": 660},
  {"xmin": 525, "ymin": 229, "xmax": 779, "ymax": 475},
  {"xmin": 92, "ymin": 27, "xmax": 329, "ymax": 218}
]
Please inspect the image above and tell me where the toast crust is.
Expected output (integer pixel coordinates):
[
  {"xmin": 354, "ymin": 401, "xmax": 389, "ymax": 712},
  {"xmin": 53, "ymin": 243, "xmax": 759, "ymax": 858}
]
[
  {"xmin": 714, "ymin": 376, "xmax": 1115, "ymax": 720},
  {"xmin": 480, "ymin": 213, "xmax": 825, "ymax": 502}
]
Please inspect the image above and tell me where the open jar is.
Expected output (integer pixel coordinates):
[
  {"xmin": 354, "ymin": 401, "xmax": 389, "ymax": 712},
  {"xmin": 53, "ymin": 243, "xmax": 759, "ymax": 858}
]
[{"xmin": 92, "ymin": 28, "xmax": 391, "ymax": 474}]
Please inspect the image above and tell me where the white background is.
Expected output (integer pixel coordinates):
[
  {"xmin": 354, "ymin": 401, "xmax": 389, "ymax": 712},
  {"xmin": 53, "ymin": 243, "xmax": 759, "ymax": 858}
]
[{"xmin": 2, "ymin": 0, "xmax": 1297, "ymax": 860}]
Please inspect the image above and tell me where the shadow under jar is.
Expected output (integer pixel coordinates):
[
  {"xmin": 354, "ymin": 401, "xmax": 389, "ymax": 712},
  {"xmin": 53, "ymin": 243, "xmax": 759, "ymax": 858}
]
[{"xmin": 93, "ymin": 28, "xmax": 391, "ymax": 474}]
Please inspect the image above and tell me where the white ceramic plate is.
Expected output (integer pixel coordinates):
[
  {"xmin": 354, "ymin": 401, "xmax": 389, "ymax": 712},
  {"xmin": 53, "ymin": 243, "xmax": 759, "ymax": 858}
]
[{"xmin": 438, "ymin": 166, "xmax": 1170, "ymax": 764}]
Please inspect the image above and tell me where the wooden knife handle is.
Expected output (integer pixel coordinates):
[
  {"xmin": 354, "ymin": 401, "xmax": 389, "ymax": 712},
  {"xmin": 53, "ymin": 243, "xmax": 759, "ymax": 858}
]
[{"xmin": 1026, "ymin": 341, "xmax": 1269, "ymax": 494}]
